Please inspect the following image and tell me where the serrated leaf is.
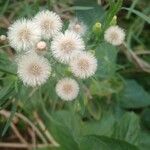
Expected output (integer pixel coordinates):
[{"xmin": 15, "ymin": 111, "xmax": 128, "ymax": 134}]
[
  {"xmin": 96, "ymin": 42, "xmax": 118, "ymax": 79},
  {"xmin": 79, "ymin": 135, "xmax": 139, "ymax": 150},
  {"xmin": 75, "ymin": 0, "xmax": 104, "ymax": 28},
  {"xmin": 114, "ymin": 112, "xmax": 140, "ymax": 145},
  {"xmin": 139, "ymin": 131, "xmax": 150, "ymax": 150},
  {"xmin": 82, "ymin": 112, "xmax": 115, "ymax": 137},
  {"xmin": 87, "ymin": 98, "xmax": 102, "ymax": 120},
  {"xmin": 119, "ymin": 80, "xmax": 150, "ymax": 108}
]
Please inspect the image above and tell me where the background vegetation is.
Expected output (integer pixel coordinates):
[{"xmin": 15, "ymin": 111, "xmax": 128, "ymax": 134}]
[{"xmin": 0, "ymin": 0, "xmax": 150, "ymax": 150}]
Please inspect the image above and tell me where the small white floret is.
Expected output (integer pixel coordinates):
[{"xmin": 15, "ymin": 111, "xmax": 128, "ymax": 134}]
[
  {"xmin": 56, "ymin": 78, "xmax": 79, "ymax": 101},
  {"xmin": 70, "ymin": 51, "xmax": 97, "ymax": 79},
  {"xmin": 104, "ymin": 26, "xmax": 125, "ymax": 46},
  {"xmin": 68, "ymin": 18, "xmax": 86, "ymax": 36},
  {"xmin": 51, "ymin": 30, "xmax": 85, "ymax": 63},
  {"xmin": 17, "ymin": 53, "xmax": 51, "ymax": 87},
  {"xmin": 7, "ymin": 19, "xmax": 41, "ymax": 52},
  {"xmin": 33, "ymin": 10, "xmax": 62, "ymax": 39}
]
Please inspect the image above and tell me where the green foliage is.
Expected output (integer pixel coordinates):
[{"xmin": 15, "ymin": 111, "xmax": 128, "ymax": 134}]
[
  {"xmin": 0, "ymin": 0, "xmax": 150, "ymax": 150},
  {"xmin": 114, "ymin": 112, "xmax": 140, "ymax": 145},
  {"xmin": 119, "ymin": 80, "xmax": 150, "ymax": 108}
]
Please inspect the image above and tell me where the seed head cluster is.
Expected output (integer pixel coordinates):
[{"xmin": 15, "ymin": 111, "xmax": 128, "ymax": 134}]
[{"xmin": 7, "ymin": 10, "xmax": 125, "ymax": 101}]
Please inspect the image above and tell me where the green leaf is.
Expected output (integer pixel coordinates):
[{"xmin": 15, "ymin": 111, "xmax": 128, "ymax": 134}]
[
  {"xmin": 2, "ymin": 101, "xmax": 17, "ymax": 136},
  {"xmin": 0, "ymin": 52, "xmax": 16, "ymax": 75},
  {"xmin": 119, "ymin": 80, "xmax": 150, "ymax": 108},
  {"xmin": 139, "ymin": 131, "xmax": 150, "ymax": 150},
  {"xmin": 75, "ymin": 0, "xmax": 104, "ymax": 28},
  {"xmin": 113, "ymin": 112, "xmax": 140, "ymax": 145},
  {"xmin": 79, "ymin": 135, "xmax": 139, "ymax": 150},
  {"xmin": 47, "ymin": 110, "xmax": 80, "ymax": 150},
  {"xmin": 141, "ymin": 108, "xmax": 150, "ymax": 129},
  {"xmin": 0, "ymin": 80, "xmax": 15, "ymax": 108},
  {"xmin": 82, "ymin": 112, "xmax": 115, "ymax": 137},
  {"xmin": 103, "ymin": 0, "xmax": 123, "ymax": 30},
  {"xmin": 90, "ymin": 76, "xmax": 123, "ymax": 96},
  {"xmin": 95, "ymin": 42, "xmax": 118, "ymax": 79},
  {"xmin": 122, "ymin": 7, "xmax": 150, "ymax": 24},
  {"xmin": 87, "ymin": 98, "xmax": 102, "ymax": 120}
]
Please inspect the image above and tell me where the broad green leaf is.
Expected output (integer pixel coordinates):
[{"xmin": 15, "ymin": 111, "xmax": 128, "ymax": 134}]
[
  {"xmin": 113, "ymin": 112, "xmax": 140, "ymax": 145},
  {"xmin": 141, "ymin": 108, "xmax": 150, "ymax": 129},
  {"xmin": 75, "ymin": 0, "xmax": 104, "ymax": 28},
  {"xmin": 95, "ymin": 42, "xmax": 118, "ymax": 79},
  {"xmin": 119, "ymin": 80, "xmax": 150, "ymax": 108},
  {"xmin": 0, "ymin": 52, "xmax": 16, "ymax": 75},
  {"xmin": 87, "ymin": 98, "xmax": 102, "ymax": 120},
  {"xmin": 82, "ymin": 112, "xmax": 115, "ymax": 137},
  {"xmin": 139, "ymin": 131, "xmax": 150, "ymax": 150},
  {"xmin": 90, "ymin": 76, "xmax": 123, "ymax": 96},
  {"xmin": 79, "ymin": 135, "xmax": 139, "ymax": 150},
  {"xmin": 46, "ymin": 110, "xmax": 80, "ymax": 150}
]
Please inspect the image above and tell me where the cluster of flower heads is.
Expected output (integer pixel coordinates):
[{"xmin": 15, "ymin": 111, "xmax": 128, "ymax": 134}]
[
  {"xmin": 7, "ymin": 10, "xmax": 125, "ymax": 101},
  {"xmin": 7, "ymin": 10, "xmax": 97, "ymax": 101}
]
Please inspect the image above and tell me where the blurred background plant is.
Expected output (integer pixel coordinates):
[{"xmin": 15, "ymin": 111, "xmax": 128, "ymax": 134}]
[{"xmin": 0, "ymin": 0, "xmax": 150, "ymax": 150}]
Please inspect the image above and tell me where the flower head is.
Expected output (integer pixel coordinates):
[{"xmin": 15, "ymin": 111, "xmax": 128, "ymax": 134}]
[
  {"xmin": 34, "ymin": 10, "xmax": 62, "ymax": 39},
  {"xmin": 70, "ymin": 51, "xmax": 97, "ymax": 79},
  {"xmin": 51, "ymin": 30, "xmax": 85, "ymax": 63},
  {"xmin": 7, "ymin": 19, "xmax": 41, "ymax": 52},
  {"xmin": 56, "ymin": 78, "xmax": 79, "ymax": 101},
  {"xmin": 68, "ymin": 18, "xmax": 86, "ymax": 36},
  {"xmin": 104, "ymin": 26, "xmax": 125, "ymax": 46},
  {"xmin": 17, "ymin": 53, "xmax": 51, "ymax": 87}
]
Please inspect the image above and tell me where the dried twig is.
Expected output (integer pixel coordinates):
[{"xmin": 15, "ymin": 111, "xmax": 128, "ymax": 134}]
[
  {"xmin": 121, "ymin": 43, "xmax": 150, "ymax": 73},
  {"xmin": 0, "ymin": 143, "xmax": 54, "ymax": 149},
  {"xmin": 11, "ymin": 124, "xmax": 28, "ymax": 145},
  {"xmin": 33, "ymin": 112, "xmax": 59, "ymax": 147},
  {"xmin": 0, "ymin": 110, "xmax": 47, "ymax": 144}
]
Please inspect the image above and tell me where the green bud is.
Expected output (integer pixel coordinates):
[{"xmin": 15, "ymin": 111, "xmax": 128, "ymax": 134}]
[
  {"xmin": 92, "ymin": 22, "xmax": 102, "ymax": 34},
  {"xmin": 110, "ymin": 15, "xmax": 117, "ymax": 26}
]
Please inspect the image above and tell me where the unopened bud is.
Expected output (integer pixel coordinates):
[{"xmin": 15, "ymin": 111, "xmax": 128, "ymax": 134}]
[
  {"xmin": 36, "ymin": 41, "xmax": 47, "ymax": 50},
  {"xmin": 110, "ymin": 16, "xmax": 117, "ymax": 26},
  {"xmin": 92, "ymin": 22, "xmax": 102, "ymax": 35},
  {"xmin": 0, "ymin": 35, "xmax": 7, "ymax": 41}
]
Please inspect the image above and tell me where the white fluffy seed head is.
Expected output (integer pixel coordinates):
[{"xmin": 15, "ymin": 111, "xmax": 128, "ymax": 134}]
[
  {"xmin": 33, "ymin": 10, "xmax": 62, "ymax": 39},
  {"xmin": 17, "ymin": 53, "xmax": 51, "ymax": 87},
  {"xmin": 70, "ymin": 51, "xmax": 97, "ymax": 79},
  {"xmin": 7, "ymin": 19, "xmax": 41, "ymax": 52},
  {"xmin": 68, "ymin": 18, "xmax": 86, "ymax": 36},
  {"xmin": 104, "ymin": 26, "xmax": 125, "ymax": 46},
  {"xmin": 51, "ymin": 30, "xmax": 85, "ymax": 64},
  {"xmin": 56, "ymin": 78, "xmax": 79, "ymax": 101}
]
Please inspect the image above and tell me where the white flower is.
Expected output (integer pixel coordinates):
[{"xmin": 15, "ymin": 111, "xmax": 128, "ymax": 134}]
[
  {"xmin": 33, "ymin": 10, "xmax": 62, "ymax": 39},
  {"xmin": 17, "ymin": 53, "xmax": 51, "ymax": 87},
  {"xmin": 51, "ymin": 30, "xmax": 85, "ymax": 63},
  {"xmin": 68, "ymin": 18, "xmax": 86, "ymax": 36},
  {"xmin": 56, "ymin": 78, "xmax": 79, "ymax": 101},
  {"xmin": 104, "ymin": 26, "xmax": 125, "ymax": 46},
  {"xmin": 70, "ymin": 51, "xmax": 97, "ymax": 79},
  {"xmin": 7, "ymin": 19, "xmax": 41, "ymax": 52}
]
